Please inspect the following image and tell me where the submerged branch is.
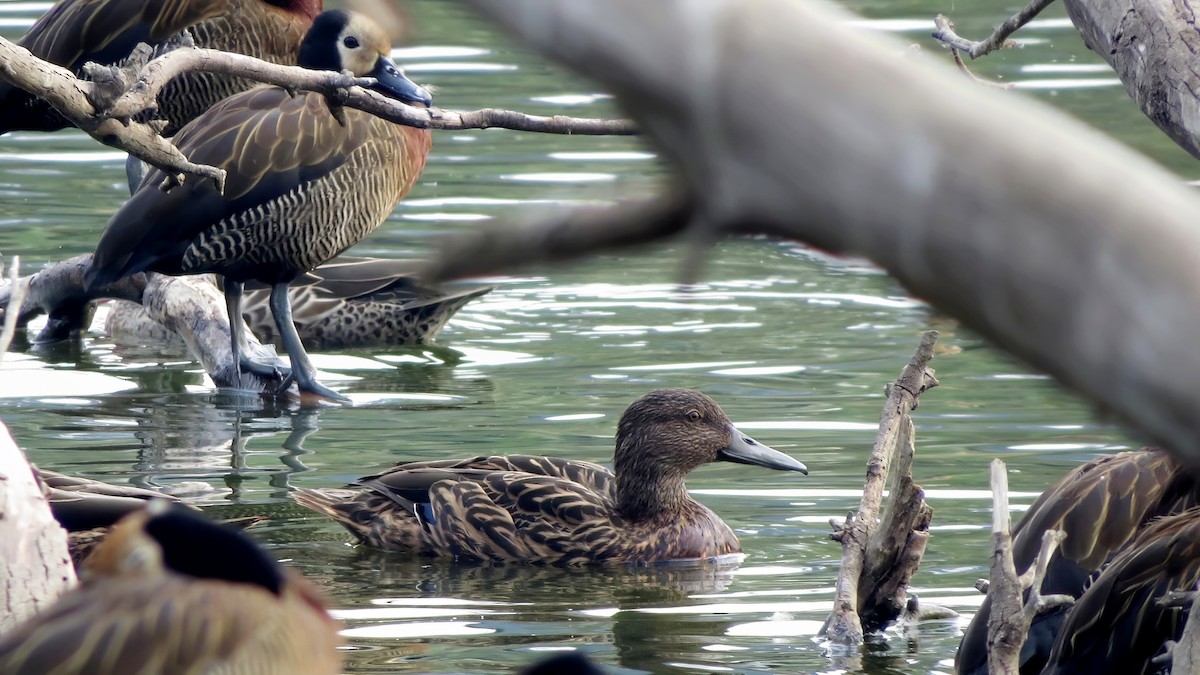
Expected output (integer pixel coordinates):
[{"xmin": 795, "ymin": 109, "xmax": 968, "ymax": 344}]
[{"xmin": 822, "ymin": 331, "xmax": 939, "ymax": 645}]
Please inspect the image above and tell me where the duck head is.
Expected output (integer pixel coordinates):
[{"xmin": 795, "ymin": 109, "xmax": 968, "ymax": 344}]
[
  {"xmin": 299, "ymin": 10, "xmax": 432, "ymax": 107},
  {"xmin": 614, "ymin": 389, "xmax": 807, "ymax": 520}
]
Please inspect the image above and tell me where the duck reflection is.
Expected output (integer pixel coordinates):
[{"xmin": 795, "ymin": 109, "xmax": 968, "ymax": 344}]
[{"xmin": 302, "ymin": 548, "xmax": 742, "ymax": 672}]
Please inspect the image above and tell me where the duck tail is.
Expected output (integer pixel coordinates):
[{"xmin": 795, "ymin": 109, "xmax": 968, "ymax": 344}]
[
  {"xmin": 293, "ymin": 487, "xmax": 424, "ymax": 551},
  {"xmin": 292, "ymin": 488, "xmax": 363, "ymax": 525}
]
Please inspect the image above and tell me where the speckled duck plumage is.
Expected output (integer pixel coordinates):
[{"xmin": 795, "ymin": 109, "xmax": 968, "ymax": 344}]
[
  {"xmin": 242, "ymin": 257, "xmax": 493, "ymax": 349},
  {"xmin": 35, "ymin": 467, "xmax": 263, "ymax": 569},
  {"xmin": 294, "ymin": 389, "xmax": 809, "ymax": 565}
]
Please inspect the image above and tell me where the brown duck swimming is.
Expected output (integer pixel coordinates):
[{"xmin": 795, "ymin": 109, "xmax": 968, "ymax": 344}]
[
  {"xmin": 0, "ymin": 0, "xmax": 321, "ymax": 135},
  {"xmin": 243, "ymin": 256, "xmax": 494, "ymax": 349},
  {"xmin": 294, "ymin": 389, "xmax": 809, "ymax": 564},
  {"xmin": 86, "ymin": 10, "xmax": 432, "ymax": 402},
  {"xmin": 1040, "ymin": 506, "xmax": 1200, "ymax": 675},
  {"xmin": 955, "ymin": 448, "xmax": 1200, "ymax": 675},
  {"xmin": 0, "ymin": 502, "xmax": 343, "ymax": 674}
]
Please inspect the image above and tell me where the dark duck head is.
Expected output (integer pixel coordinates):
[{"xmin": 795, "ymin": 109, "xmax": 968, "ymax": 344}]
[
  {"xmin": 613, "ymin": 389, "xmax": 808, "ymax": 521},
  {"xmin": 299, "ymin": 9, "xmax": 431, "ymax": 107}
]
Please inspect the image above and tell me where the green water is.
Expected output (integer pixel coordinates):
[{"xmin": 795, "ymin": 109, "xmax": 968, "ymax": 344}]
[{"xmin": 0, "ymin": 0, "xmax": 1186, "ymax": 672}]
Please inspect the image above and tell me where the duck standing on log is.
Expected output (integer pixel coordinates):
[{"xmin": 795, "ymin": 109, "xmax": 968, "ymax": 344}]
[
  {"xmin": 86, "ymin": 9, "xmax": 433, "ymax": 402},
  {"xmin": 295, "ymin": 389, "xmax": 809, "ymax": 564},
  {"xmin": 0, "ymin": 0, "xmax": 322, "ymax": 136}
]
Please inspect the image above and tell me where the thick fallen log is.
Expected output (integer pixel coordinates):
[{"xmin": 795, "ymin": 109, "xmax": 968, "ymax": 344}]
[{"xmin": 443, "ymin": 0, "xmax": 1200, "ymax": 469}]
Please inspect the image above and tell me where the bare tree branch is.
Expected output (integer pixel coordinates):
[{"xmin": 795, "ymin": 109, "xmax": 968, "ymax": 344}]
[
  {"xmin": 0, "ymin": 255, "xmax": 284, "ymax": 394},
  {"xmin": 931, "ymin": 0, "xmax": 1057, "ymax": 59},
  {"xmin": 0, "ymin": 256, "xmax": 25, "ymax": 365},
  {"xmin": 105, "ymin": 46, "xmax": 637, "ymax": 136},
  {"xmin": 0, "ymin": 36, "xmax": 636, "ymax": 191},
  {"xmin": 822, "ymin": 331, "xmax": 939, "ymax": 645},
  {"xmin": 0, "ymin": 37, "xmax": 227, "ymax": 190}
]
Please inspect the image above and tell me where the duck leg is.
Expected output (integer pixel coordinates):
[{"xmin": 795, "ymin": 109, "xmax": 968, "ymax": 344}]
[
  {"xmin": 225, "ymin": 280, "xmax": 289, "ymax": 381},
  {"xmin": 269, "ymin": 281, "xmax": 350, "ymax": 403}
]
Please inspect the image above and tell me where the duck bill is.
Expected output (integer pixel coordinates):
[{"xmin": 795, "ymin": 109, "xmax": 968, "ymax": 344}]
[
  {"xmin": 718, "ymin": 425, "xmax": 808, "ymax": 474},
  {"xmin": 370, "ymin": 55, "xmax": 432, "ymax": 107}
]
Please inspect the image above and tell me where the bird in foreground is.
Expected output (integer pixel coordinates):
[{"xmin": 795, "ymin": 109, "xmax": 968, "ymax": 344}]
[
  {"xmin": 86, "ymin": 9, "xmax": 433, "ymax": 402},
  {"xmin": 1040, "ymin": 506, "xmax": 1200, "ymax": 675},
  {"xmin": 0, "ymin": 0, "xmax": 321, "ymax": 135},
  {"xmin": 0, "ymin": 501, "xmax": 343, "ymax": 674},
  {"xmin": 954, "ymin": 448, "xmax": 1200, "ymax": 675},
  {"xmin": 294, "ymin": 389, "xmax": 809, "ymax": 564}
]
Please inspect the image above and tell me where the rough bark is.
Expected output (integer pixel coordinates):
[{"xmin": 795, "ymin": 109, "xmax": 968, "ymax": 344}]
[
  {"xmin": 933, "ymin": 0, "xmax": 1200, "ymax": 160},
  {"xmin": 1061, "ymin": 0, "xmax": 1200, "ymax": 159},
  {"xmin": 822, "ymin": 331, "xmax": 938, "ymax": 645},
  {"xmin": 0, "ymin": 420, "xmax": 76, "ymax": 631},
  {"xmin": 450, "ymin": 0, "xmax": 1200, "ymax": 469}
]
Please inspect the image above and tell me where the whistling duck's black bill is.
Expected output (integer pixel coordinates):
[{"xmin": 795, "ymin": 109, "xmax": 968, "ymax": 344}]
[
  {"xmin": 371, "ymin": 56, "xmax": 431, "ymax": 107},
  {"xmin": 718, "ymin": 424, "xmax": 808, "ymax": 474}
]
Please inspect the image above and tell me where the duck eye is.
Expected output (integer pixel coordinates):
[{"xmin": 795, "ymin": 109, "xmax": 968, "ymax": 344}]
[
  {"xmin": 686, "ymin": 410, "xmax": 701, "ymax": 421},
  {"xmin": 343, "ymin": 36, "xmax": 360, "ymax": 49}
]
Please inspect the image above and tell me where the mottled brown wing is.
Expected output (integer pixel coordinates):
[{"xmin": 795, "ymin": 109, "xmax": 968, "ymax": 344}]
[
  {"xmin": 956, "ymin": 449, "xmax": 1200, "ymax": 675},
  {"xmin": 19, "ymin": 0, "xmax": 222, "ymax": 69},
  {"xmin": 1011, "ymin": 449, "xmax": 1190, "ymax": 570},
  {"xmin": 386, "ymin": 455, "xmax": 616, "ymax": 499},
  {"xmin": 0, "ymin": 573, "xmax": 342, "ymax": 675},
  {"xmin": 425, "ymin": 480, "xmax": 529, "ymax": 560},
  {"xmin": 90, "ymin": 89, "xmax": 373, "ymax": 284},
  {"xmin": 1041, "ymin": 508, "xmax": 1200, "ymax": 675},
  {"xmin": 424, "ymin": 473, "xmax": 611, "ymax": 562}
]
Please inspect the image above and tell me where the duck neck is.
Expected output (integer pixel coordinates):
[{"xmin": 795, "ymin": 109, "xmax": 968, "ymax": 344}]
[
  {"xmin": 614, "ymin": 444, "xmax": 694, "ymax": 523},
  {"xmin": 266, "ymin": 0, "xmax": 321, "ymax": 20}
]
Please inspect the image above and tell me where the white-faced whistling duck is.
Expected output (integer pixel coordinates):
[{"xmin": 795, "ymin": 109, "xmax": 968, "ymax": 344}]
[{"xmin": 86, "ymin": 10, "xmax": 433, "ymax": 402}]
